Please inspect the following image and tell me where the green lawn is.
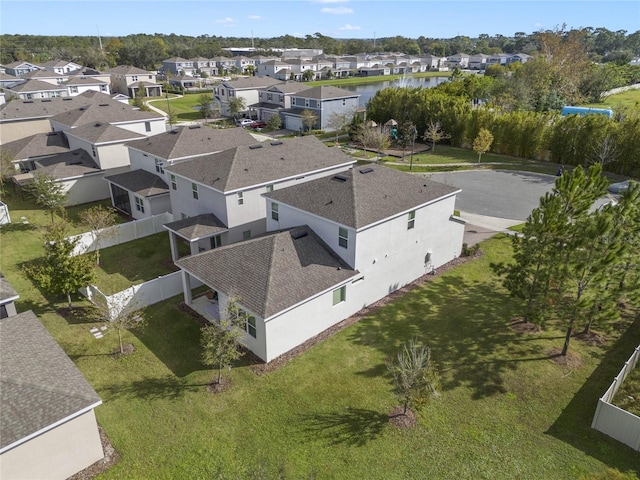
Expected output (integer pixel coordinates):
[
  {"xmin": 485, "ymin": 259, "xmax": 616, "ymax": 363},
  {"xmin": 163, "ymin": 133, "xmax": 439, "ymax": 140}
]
[
  {"xmin": 581, "ymin": 88, "xmax": 640, "ymax": 111},
  {"xmin": 2, "ymin": 191, "xmax": 639, "ymax": 480},
  {"xmin": 146, "ymin": 94, "xmax": 224, "ymax": 123}
]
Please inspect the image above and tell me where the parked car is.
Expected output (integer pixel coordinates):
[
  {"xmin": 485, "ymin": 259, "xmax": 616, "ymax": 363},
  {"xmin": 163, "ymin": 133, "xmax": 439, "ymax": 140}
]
[
  {"xmin": 236, "ymin": 119, "xmax": 254, "ymax": 127},
  {"xmin": 250, "ymin": 121, "xmax": 267, "ymax": 130},
  {"xmin": 221, "ymin": 76, "xmax": 231, "ymax": 81},
  {"xmin": 608, "ymin": 180, "xmax": 630, "ymax": 194}
]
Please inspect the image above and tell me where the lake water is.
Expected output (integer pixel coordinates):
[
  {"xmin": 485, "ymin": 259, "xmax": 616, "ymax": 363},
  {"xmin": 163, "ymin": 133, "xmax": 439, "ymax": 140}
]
[{"xmin": 341, "ymin": 76, "xmax": 450, "ymax": 106}]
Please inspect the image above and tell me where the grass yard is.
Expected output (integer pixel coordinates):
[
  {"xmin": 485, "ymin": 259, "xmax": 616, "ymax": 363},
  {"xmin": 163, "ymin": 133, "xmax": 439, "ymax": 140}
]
[
  {"xmin": 3, "ymin": 192, "xmax": 639, "ymax": 480},
  {"xmin": 146, "ymin": 94, "xmax": 227, "ymax": 123},
  {"xmin": 582, "ymin": 88, "xmax": 640, "ymax": 111}
]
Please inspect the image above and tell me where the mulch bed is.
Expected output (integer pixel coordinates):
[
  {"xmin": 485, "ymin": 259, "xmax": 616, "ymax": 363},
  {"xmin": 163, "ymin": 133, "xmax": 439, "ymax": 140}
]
[
  {"xmin": 574, "ymin": 330, "xmax": 608, "ymax": 347},
  {"xmin": 509, "ymin": 317, "xmax": 541, "ymax": 334},
  {"xmin": 112, "ymin": 343, "xmax": 135, "ymax": 357},
  {"xmin": 388, "ymin": 406, "xmax": 418, "ymax": 428},
  {"xmin": 546, "ymin": 347, "xmax": 583, "ymax": 369},
  {"xmin": 207, "ymin": 378, "xmax": 233, "ymax": 394},
  {"xmin": 68, "ymin": 424, "xmax": 120, "ymax": 480}
]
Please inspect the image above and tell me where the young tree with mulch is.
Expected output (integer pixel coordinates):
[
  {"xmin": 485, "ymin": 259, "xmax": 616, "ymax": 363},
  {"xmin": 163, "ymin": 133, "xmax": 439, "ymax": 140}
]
[
  {"xmin": 93, "ymin": 291, "xmax": 147, "ymax": 356},
  {"xmin": 27, "ymin": 171, "xmax": 67, "ymax": 223},
  {"xmin": 201, "ymin": 297, "xmax": 246, "ymax": 389},
  {"xmin": 27, "ymin": 221, "xmax": 94, "ymax": 309},
  {"xmin": 386, "ymin": 337, "xmax": 440, "ymax": 426}
]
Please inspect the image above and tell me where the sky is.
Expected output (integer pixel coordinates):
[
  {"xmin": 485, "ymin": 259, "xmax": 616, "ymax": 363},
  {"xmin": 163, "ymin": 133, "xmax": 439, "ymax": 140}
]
[{"xmin": 1, "ymin": 0, "xmax": 639, "ymax": 40}]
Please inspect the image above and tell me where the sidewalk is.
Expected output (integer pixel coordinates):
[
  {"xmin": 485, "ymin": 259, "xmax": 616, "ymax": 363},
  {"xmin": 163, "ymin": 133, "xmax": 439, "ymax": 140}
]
[{"xmin": 459, "ymin": 211, "xmax": 521, "ymax": 247}]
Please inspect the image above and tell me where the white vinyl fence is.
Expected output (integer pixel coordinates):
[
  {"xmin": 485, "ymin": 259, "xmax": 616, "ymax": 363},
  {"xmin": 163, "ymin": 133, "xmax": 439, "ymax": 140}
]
[
  {"xmin": 69, "ymin": 212, "xmax": 174, "ymax": 256},
  {"xmin": 0, "ymin": 202, "xmax": 10, "ymax": 225},
  {"xmin": 591, "ymin": 345, "xmax": 640, "ymax": 451},
  {"xmin": 81, "ymin": 271, "xmax": 202, "ymax": 319}
]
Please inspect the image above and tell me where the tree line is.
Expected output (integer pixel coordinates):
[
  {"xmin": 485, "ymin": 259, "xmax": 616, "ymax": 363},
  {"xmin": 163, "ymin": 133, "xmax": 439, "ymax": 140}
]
[{"xmin": 2, "ymin": 26, "xmax": 639, "ymax": 70}]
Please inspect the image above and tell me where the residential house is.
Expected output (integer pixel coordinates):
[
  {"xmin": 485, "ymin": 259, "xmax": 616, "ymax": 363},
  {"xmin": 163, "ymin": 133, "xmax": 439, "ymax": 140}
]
[
  {"xmin": 314, "ymin": 55, "xmax": 351, "ymax": 78},
  {"xmin": 233, "ymin": 56, "xmax": 256, "ymax": 74},
  {"xmin": 40, "ymin": 59, "xmax": 83, "ymax": 75},
  {"xmin": 469, "ymin": 53, "xmax": 490, "ymax": 71},
  {"xmin": 176, "ymin": 163, "xmax": 464, "ymax": 362},
  {"xmin": 487, "ymin": 53, "xmax": 510, "ymax": 67},
  {"xmin": 214, "ymin": 76, "xmax": 282, "ymax": 118},
  {"xmin": 1, "ymin": 130, "xmax": 70, "ymax": 172},
  {"xmin": 105, "ymin": 65, "xmax": 162, "ymax": 98},
  {"xmin": 256, "ymin": 59, "xmax": 293, "ymax": 79},
  {"xmin": 161, "ymin": 57, "xmax": 196, "ymax": 77},
  {"xmin": 21, "ymin": 69, "xmax": 69, "ymax": 85},
  {"xmin": 48, "ymin": 98, "xmax": 166, "ymax": 136},
  {"xmin": 0, "ymin": 71, "xmax": 25, "ymax": 89},
  {"xmin": 105, "ymin": 125, "xmax": 255, "ymax": 219},
  {"xmin": 358, "ymin": 65, "xmax": 391, "ymax": 77},
  {"xmin": 418, "ymin": 54, "xmax": 448, "ymax": 71},
  {"xmin": 0, "ymin": 91, "xmax": 145, "ymax": 144},
  {"xmin": 0, "ymin": 310, "xmax": 103, "ymax": 480},
  {"xmin": 162, "ymin": 136, "xmax": 356, "ymax": 258},
  {"xmin": 66, "ymin": 76, "xmax": 111, "ymax": 96},
  {"xmin": 211, "ymin": 56, "xmax": 237, "ymax": 76},
  {"xmin": 507, "ymin": 53, "xmax": 532, "ymax": 64},
  {"xmin": 446, "ymin": 53, "xmax": 470, "ymax": 69},
  {"xmin": 2, "ymin": 61, "xmax": 41, "ymax": 77},
  {"xmin": 253, "ymin": 81, "xmax": 310, "ymax": 123},
  {"xmin": 283, "ymin": 85, "xmax": 360, "ymax": 132},
  {"xmin": 287, "ymin": 59, "xmax": 318, "ymax": 81},
  {"xmin": 0, "ymin": 273, "xmax": 19, "ymax": 319},
  {"xmin": 5, "ymin": 79, "xmax": 68, "ymax": 100}
]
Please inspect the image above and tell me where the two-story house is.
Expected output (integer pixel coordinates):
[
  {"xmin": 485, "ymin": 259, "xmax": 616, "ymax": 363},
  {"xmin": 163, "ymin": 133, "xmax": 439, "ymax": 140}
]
[
  {"xmin": 256, "ymin": 60, "xmax": 294, "ymax": 80},
  {"xmin": 2, "ymin": 61, "xmax": 41, "ymax": 77},
  {"xmin": 161, "ymin": 57, "xmax": 196, "ymax": 77},
  {"xmin": 175, "ymin": 163, "xmax": 465, "ymax": 362},
  {"xmin": 469, "ymin": 53, "xmax": 491, "ymax": 71},
  {"xmin": 162, "ymin": 136, "xmax": 356, "ymax": 259},
  {"xmin": 40, "ymin": 59, "xmax": 83, "ymax": 75},
  {"xmin": 105, "ymin": 65, "xmax": 162, "ymax": 98},
  {"xmin": 446, "ymin": 53, "xmax": 470, "ymax": 70},
  {"xmin": 282, "ymin": 85, "xmax": 360, "ymax": 132},
  {"xmin": 104, "ymin": 125, "xmax": 256, "ymax": 220},
  {"xmin": 214, "ymin": 76, "xmax": 282, "ymax": 118},
  {"xmin": 253, "ymin": 81, "xmax": 310, "ymax": 122},
  {"xmin": 4, "ymin": 79, "xmax": 68, "ymax": 100}
]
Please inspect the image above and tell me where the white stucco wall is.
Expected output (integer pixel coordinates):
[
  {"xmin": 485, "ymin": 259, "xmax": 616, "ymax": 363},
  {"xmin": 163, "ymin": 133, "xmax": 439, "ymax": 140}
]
[
  {"xmin": 59, "ymin": 170, "xmax": 124, "ymax": 206},
  {"xmin": 0, "ymin": 409, "xmax": 104, "ymax": 480}
]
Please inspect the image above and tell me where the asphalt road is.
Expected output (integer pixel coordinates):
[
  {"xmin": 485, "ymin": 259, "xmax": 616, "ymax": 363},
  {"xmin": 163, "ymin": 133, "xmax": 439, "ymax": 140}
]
[{"xmin": 428, "ymin": 170, "xmax": 558, "ymax": 222}]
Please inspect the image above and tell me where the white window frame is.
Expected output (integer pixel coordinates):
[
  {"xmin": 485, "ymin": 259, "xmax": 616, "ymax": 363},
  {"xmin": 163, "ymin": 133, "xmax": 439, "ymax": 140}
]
[
  {"xmin": 134, "ymin": 196, "xmax": 145, "ymax": 213},
  {"xmin": 408, "ymin": 210, "xmax": 416, "ymax": 230},
  {"xmin": 170, "ymin": 174, "xmax": 177, "ymax": 190},
  {"xmin": 192, "ymin": 183, "xmax": 199, "ymax": 200},
  {"xmin": 332, "ymin": 285, "xmax": 346, "ymax": 306},
  {"xmin": 237, "ymin": 192, "xmax": 244, "ymax": 205},
  {"xmin": 271, "ymin": 202, "xmax": 279, "ymax": 221},
  {"xmin": 338, "ymin": 227, "xmax": 348, "ymax": 249}
]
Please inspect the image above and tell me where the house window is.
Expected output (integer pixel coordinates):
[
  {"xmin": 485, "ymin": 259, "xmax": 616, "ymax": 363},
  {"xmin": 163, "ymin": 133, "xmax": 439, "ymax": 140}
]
[
  {"xmin": 170, "ymin": 174, "xmax": 177, "ymax": 190},
  {"xmin": 305, "ymin": 99, "xmax": 309, "ymax": 107},
  {"xmin": 134, "ymin": 196, "xmax": 145, "ymax": 213},
  {"xmin": 237, "ymin": 192, "xmax": 244, "ymax": 205},
  {"xmin": 242, "ymin": 230, "xmax": 251, "ymax": 240},
  {"xmin": 132, "ymin": 75, "xmax": 138, "ymax": 82},
  {"xmin": 100, "ymin": 85, "xmax": 108, "ymax": 92},
  {"xmin": 145, "ymin": 121, "xmax": 151, "ymax": 132},
  {"xmin": 343, "ymin": 99, "xmax": 346, "ymax": 106},
  {"xmin": 70, "ymin": 86, "xmax": 78, "ymax": 93},
  {"xmin": 192, "ymin": 183, "xmax": 199, "ymax": 200},
  {"xmin": 155, "ymin": 158, "xmax": 164, "ymax": 174},
  {"xmin": 181, "ymin": 213, "xmax": 188, "ymax": 220},
  {"xmin": 338, "ymin": 227, "xmax": 348, "ymax": 249},
  {"xmin": 245, "ymin": 313, "xmax": 257, "ymax": 338},
  {"xmin": 271, "ymin": 202, "xmax": 279, "ymax": 221},
  {"xmin": 408, "ymin": 211, "xmax": 416, "ymax": 230},
  {"xmin": 91, "ymin": 146, "xmax": 96, "ymax": 157},
  {"xmin": 211, "ymin": 235, "xmax": 222, "ymax": 249},
  {"xmin": 332, "ymin": 286, "xmax": 346, "ymax": 306},
  {"xmin": 266, "ymin": 184, "xmax": 274, "ymax": 193}
]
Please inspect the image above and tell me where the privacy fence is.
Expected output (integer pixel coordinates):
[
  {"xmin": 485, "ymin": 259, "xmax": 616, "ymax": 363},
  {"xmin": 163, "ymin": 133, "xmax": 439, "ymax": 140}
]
[{"xmin": 591, "ymin": 345, "xmax": 640, "ymax": 451}]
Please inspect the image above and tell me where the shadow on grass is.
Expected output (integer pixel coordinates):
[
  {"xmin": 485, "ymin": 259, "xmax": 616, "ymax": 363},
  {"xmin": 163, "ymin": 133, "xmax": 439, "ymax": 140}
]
[
  {"xmin": 546, "ymin": 314, "xmax": 640, "ymax": 476},
  {"xmin": 349, "ymin": 273, "xmax": 550, "ymax": 400},
  {"xmin": 100, "ymin": 376, "xmax": 205, "ymax": 402},
  {"xmin": 131, "ymin": 298, "xmax": 207, "ymax": 378},
  {"xmin": 297, "ymin": 408, "xmax": 388, "ymax": 447}
]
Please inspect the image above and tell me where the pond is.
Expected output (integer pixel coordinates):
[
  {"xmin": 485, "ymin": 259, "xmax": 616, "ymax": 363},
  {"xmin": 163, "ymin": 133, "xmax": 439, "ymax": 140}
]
[{"xmin": 340, "ymin": 76, "xmax": 450, "ymax": 106}]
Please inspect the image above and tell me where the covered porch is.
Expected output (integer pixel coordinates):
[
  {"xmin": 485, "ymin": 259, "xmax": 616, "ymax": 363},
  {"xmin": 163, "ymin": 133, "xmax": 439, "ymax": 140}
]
[{"xmin": 163, "ymin": 213, "xmax": 228, "ymax": 261}]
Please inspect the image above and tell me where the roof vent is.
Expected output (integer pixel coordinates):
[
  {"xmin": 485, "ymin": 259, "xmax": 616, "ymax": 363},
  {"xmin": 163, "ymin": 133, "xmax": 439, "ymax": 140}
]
[
  {"xmin": 94, "ymin": 122, "xmax": 102, "ymax": 127},
  {"xmin": 359, "ymin": 167, "xmax": 374, "ymax": 174},
  {"xmin": 63, "ymin": 98, "xmax": 72, "ymax": 101},
  {"xmin": 72, "ymin": 151, "xmax": 80, "ymax": 155},
  {"xmin": 46, "ymin": 132, "xmax": 58, "ymax": 136},
  {"xmin": 69, "ymin": 161, "xmax": 82, "ymax": 165},
  {"xmin": 98, "ymin": 103, "xmax": 109, "ymax": 106},
  {"xmin": 249, "ymin": 144, "xmax": 263, "ymax": 149},
  {"xmin": 292, "ymin": 230, "xmax": 308, "ymax": 240},
  {"xmin": 332, "ymin": 174, "xmax": 348, "ymax": 182},
  {"xmin": 23, "ymin": 100, "xmax": 34, "ymax": 104},
  {"xmin": 270, "ymin": 141, "xmax": 283, "ymax": 146},
  {"xmin": 169, "ymin": 130, "xmax": 178, "ymax": 134},
  {"xmin": 42, "ymin": 99, "xmax": 52, "ymax": 103},
  {"xmin": 79, "ymin": 107, "xmax": 86, "ymax": 111},
  {"xmin": 188, "ymin": 125, "xmax": 201, "ymax": 129}
]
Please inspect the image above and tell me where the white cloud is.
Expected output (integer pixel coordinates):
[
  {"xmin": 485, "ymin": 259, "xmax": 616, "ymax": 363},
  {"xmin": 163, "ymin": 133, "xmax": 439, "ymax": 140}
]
[
  {"xmin": 248, "ymin": 15, "xmax": 261, "ymax": 20},
  {"xmin": 216, "ymin": 17, "xmax": 236, "ymax": 26},
  {"xmin": 339, "ymin": 24, "xmax": 361, "ymax": 31},
  {"xmin": 321, "ymin": 6, "xmax": 353, "ymax": 14}
]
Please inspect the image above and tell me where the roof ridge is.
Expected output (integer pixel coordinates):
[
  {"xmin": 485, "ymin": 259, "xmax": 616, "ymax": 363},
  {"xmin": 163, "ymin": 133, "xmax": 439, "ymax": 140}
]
[
  {"xmin": 262, "ymin": 231, "xmax": 283, "ymax": 317},
  {"xmin": 1, "ymin": 376, "xmax": 99, "ymax": 404}
]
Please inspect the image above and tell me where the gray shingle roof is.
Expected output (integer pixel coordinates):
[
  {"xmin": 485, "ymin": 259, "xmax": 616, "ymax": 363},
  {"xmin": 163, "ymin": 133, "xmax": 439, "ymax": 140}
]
[
  {"xmin": 222, "ymin": 76, "xmax": 282, "ymax": 90},
  {"xmin": 0, "ymin": 92, "xmax": 129, "ymax": 122},
  {"xmin": 64, "ymin": 122, "xmax": 146, "ymax": 144},
  {"xmin": 176, "ymin": 225, "xmax": 358, "ymax": 318},
  {"xmin": 163, "ymin": 213, "xmax": 227, "ymax": 240},
  {"xmin": 8, "ymin": 79, "xmax": 67, "ymax": 93},
  {"xmin": 50, "ymin": 101, "xmax": 163, "ymax": 127},
  {"xmin": 164, "ymin": 136, "xmax": 354, "ymax": 192},
  {"xmin": 264, "ymin": 164, "xmax": 460, "ymax": 229},
  {"xmin": 126, "ymin": 126, "xmax": 256, "ymax": 160},
  {"xmin": 104, "ymin": 65, "xmax": 154, "ymax": 75},
  {"xmin": 104, "ymin": 169, "xmax": 169, "ymax": 197},
  {"xmin": 1, "ymin": 131, "xmax": 70, "ymax": 160},
  {"xmin": 0, "ymin": 311, "xmax": 101, "ymax": 451},
  {"xmin": 36, "ymin": 149, "xmax": 101, "ymax": 179}
]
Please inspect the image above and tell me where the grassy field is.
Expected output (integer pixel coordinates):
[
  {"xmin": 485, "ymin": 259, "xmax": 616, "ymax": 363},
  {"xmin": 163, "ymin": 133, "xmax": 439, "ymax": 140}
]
[
  {"xmin": 1, "ymin": 189, "xmax": 639, "ymax": 479},
  {"xmin": 582, "ymin": 88, "xmax": 640, "ymax": 111}
]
